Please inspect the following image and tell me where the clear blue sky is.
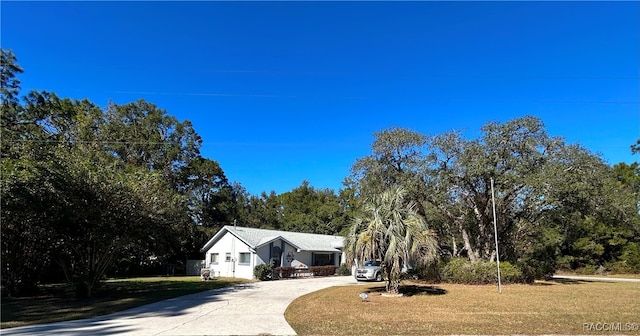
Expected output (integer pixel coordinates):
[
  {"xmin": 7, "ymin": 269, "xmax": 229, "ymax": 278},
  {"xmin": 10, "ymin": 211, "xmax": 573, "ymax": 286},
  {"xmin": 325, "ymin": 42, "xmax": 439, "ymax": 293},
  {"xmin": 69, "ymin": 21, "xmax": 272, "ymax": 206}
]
[{"xmin": 3, "ymin": 1, "xmax": 638, "ymax": 195}]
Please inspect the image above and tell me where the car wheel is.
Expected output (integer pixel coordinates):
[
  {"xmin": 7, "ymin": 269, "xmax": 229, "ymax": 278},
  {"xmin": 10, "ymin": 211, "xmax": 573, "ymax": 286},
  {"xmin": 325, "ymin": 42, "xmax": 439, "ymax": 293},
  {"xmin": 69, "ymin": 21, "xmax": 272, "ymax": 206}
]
[{"xmin": 375, "ymin": 272, "xmax": 382, "ymax": 282}]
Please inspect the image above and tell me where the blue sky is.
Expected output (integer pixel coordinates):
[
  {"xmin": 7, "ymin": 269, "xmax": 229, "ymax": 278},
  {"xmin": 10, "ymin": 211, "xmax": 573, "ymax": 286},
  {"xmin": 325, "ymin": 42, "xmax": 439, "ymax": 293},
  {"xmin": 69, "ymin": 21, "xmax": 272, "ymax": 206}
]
[{"xmin": 2, "ymin": 1, "xmax": 638, "ymax": 195}]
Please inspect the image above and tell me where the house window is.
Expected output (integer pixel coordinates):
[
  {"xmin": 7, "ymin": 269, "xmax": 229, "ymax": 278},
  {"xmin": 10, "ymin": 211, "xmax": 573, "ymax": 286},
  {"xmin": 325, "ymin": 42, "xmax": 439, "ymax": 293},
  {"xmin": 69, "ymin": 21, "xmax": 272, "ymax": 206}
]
[
  {"xmin": 210, "ymin": 253, "xmax": 219, "ymax": 265},
  {"xmin": 225, "ymin": 253, "xmax": 232, "ymax": 262},
  {"xmin": 313, "ymin": 253, "xmax": 334, "ymax": 266},
  {"xmin": 238, "ymin": 252, "xmax": 251, "ymax": 265}
]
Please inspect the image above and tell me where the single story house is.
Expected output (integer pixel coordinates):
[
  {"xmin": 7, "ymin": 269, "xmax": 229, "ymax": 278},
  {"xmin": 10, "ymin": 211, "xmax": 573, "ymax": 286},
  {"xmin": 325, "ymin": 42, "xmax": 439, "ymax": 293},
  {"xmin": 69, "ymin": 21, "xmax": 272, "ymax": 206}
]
[{"xmin": 200, "ymin": 225, "xmax": 346, "ymax": 279}]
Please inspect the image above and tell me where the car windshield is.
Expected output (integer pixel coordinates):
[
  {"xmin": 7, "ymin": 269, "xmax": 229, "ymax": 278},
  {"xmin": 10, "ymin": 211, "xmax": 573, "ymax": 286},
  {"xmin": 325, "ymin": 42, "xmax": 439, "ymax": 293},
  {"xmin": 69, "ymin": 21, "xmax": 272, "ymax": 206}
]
[{"xmin": 364, "ymin": 260, "xmax": 380, "ymax": 266}]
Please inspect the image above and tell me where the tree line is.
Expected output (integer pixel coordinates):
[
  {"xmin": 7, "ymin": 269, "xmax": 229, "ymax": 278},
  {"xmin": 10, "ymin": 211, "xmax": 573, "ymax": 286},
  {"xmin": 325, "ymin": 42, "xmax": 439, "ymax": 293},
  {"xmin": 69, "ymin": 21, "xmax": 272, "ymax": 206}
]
[
  {"xmin": 2, "ymin": 48, "xmax": 638, "ymax": 296},
  {"xmin": 346, "ymin": 118, "xmax": 640, "ymax": 279},
  {"xmin": 0, "ymin": 50, "xmax": 352, "ymax": 297}
]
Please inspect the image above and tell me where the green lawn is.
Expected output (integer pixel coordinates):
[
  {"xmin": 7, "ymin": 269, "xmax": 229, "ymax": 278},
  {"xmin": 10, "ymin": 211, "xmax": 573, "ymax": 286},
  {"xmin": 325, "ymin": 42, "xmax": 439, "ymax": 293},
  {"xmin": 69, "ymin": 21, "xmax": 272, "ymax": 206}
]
[
  {"xmin": 1, "ymin": 276, "xmax": 249, "ymax": 329},
  {"xmin": 286, "ymin": 279, "xmax": 640, "ymax": 335}
]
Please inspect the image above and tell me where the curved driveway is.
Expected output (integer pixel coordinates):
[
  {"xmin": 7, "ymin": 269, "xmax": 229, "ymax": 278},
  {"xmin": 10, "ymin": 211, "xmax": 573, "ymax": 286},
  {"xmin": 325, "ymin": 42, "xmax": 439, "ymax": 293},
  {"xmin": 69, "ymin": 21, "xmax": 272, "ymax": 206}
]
[{"xmin": 2, "ymin": 276, "xmax": 358, "ymax": 336}]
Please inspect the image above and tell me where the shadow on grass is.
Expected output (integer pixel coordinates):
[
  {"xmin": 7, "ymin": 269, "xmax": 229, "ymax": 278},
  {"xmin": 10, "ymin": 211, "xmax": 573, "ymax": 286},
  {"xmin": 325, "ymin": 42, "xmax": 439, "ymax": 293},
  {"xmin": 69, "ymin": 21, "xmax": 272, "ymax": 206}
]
[
  {"xmin": 547, "ymin": 278, "xmax": 593, "ymax": 285},
  {"xmin": 531, "ymin": 278, "xmax": 599, "ymax": 286},
  {"xmin": 367, "ymin": 285, "xmax": 448, "ymax": 296},
  {"xmin": 531, "ymin": 281, "xmax": 555, "ymax": 286}
]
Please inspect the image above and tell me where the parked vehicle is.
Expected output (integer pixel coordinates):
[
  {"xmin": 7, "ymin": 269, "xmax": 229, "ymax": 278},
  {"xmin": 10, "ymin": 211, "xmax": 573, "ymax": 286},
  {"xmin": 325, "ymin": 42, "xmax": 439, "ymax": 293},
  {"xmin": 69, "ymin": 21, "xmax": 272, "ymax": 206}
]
[{"xmin": 355, "ymin": 260, "xmax": 383, "ymax": 281}]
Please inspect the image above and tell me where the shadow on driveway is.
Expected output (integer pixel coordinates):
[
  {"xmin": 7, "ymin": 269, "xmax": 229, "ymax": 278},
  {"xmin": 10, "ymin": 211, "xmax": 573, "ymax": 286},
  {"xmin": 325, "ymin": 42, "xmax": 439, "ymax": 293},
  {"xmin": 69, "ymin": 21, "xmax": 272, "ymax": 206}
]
[{"xmin": 1, "ymin": 283, "xmax": 257, "ymax": 336}]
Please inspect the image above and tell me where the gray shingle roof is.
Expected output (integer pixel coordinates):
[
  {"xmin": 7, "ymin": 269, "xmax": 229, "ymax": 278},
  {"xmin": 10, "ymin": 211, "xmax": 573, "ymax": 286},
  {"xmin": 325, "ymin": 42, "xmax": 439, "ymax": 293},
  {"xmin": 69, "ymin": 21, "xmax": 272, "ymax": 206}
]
[{"xmin": 200, "ymin": 226, "xmax": 344, "ymax": 252}]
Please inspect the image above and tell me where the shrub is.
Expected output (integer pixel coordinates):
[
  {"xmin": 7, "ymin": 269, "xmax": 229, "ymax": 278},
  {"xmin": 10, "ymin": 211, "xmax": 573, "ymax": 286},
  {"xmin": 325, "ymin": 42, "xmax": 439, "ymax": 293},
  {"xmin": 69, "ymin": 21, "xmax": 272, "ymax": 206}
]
[
  {"xmin": 556, "ymin": 255, "xmax": 575, "ymax": 271},
  {"xmin": 499, "ymin": 261, "xmax": 530, "ymax": 284},
  {"xmin": 336, "ymin": 264, "xmax": 352, "ymax": 276},
  {"xmin": 618, "ymin": 242, "xmax": 640, "ymax": 273},
  {"xmin": 442, "ymin": 258, "xmax": 490, "ymax": 284},
  {"xmin": 441, "ymin": 258, "xmax": 529, "ymax": 284},
  {"xmin": 253, "ymin": 263, "xmax": 274, "ymax": 281},
  {"xmin": 406, "ymin": 259, "xmax": 446, "ymax": 283},
  {"xmin": 309, "ymin": 265, "xmax": 336, "ymax": 277},
  {"xmin": 518, "ymin": 241, "xmax": 559, "ymax": 280},
  {"xmin": 606, "ymin": 242, "xmax": 640, "ymax": 274},
  {"xmin": 575, "ymin": 265, "xmax": 597, "ymax": 275},
  {"xmin": 276, "ymin": 266, "xmax": 295, "ymax": 278},
  {"xmin": 514, "ymin": 262, "xmax": 541, "ymax": 283}
]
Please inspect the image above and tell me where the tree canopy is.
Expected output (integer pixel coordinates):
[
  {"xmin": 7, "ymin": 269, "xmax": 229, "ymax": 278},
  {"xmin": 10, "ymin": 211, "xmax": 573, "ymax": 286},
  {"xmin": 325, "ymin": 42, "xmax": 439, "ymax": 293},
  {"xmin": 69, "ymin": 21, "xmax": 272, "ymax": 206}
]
[
  {"xmin": 2, "ymin": 48, "xmax": 637, "ymax": 296},
  {"xmin": 1, "ymin": 50, "xmax": 210, "ymax": 296},
  {"xmin": 1, "ymin": 49, "xmax": 354, "ymax": 296},
  {"xmin": 349, "ymin": 117, "xmax": 640, "ymax": 277}
]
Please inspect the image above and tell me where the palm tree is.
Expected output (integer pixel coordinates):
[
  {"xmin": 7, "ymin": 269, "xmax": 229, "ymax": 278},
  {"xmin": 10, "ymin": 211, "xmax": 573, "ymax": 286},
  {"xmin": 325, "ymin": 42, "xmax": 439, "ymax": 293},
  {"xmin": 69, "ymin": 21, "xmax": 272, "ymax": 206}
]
[{"xmin": 345, "ymin": 186, "xmax": 438, "ymax": 294}]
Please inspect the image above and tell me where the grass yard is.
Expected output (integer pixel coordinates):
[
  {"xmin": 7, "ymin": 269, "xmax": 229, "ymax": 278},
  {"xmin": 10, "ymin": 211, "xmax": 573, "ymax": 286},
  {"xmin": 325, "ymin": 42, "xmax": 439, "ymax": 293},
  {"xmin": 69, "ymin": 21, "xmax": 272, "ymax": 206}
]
[
  {"xmin": 285, "ymin": 279, "xmax": 640, "ymax": 335},
  {"xmin": 1, "ymin": 276, "xmax": 249, "ymax": 329}
]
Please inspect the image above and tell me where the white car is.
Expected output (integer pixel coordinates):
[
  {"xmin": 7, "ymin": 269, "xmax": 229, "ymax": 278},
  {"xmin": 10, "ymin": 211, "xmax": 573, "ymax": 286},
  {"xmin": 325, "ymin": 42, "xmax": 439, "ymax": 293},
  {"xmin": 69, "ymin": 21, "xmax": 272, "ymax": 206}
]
[{"xmin": 354, "ymin": 260, "xmax": 383, "ymax": 281}]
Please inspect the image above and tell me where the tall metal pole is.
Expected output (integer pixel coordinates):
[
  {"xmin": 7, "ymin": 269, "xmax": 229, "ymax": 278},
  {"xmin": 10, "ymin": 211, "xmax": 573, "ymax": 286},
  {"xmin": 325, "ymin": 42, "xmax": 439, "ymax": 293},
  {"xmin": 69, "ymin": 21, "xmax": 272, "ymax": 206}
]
[
  {"xmin": 232, "ymin": 220, "xmax": 236, "ymax": 278},
  {"xmin": 491, "ymin": 178, "xmax": 502, "ymax": 294}
]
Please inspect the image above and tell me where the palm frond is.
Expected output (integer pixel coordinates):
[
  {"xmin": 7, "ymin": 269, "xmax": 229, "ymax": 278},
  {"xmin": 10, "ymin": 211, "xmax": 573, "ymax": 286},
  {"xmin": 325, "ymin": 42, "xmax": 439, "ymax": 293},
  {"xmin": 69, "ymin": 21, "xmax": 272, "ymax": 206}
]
[{"xmin": 343, "ymin": 186, "xmax": 439, "ymax": 293}]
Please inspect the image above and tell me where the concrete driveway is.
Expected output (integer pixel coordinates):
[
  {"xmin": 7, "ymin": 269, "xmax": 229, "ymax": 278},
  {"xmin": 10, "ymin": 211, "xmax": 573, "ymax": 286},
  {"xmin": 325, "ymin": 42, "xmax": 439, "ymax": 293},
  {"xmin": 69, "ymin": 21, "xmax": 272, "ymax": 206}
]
[{"xmin": 2, "ymin": 276, "xmax": 358, "ymax": 336}]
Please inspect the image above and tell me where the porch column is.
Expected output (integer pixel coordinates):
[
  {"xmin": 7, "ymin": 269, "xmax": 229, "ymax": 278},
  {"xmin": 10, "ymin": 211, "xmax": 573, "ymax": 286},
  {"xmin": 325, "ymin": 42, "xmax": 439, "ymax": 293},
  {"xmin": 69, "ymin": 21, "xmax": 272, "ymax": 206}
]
[{"xmin": 280, "ymin": 240, "xmax": 285, "ymax": 266}]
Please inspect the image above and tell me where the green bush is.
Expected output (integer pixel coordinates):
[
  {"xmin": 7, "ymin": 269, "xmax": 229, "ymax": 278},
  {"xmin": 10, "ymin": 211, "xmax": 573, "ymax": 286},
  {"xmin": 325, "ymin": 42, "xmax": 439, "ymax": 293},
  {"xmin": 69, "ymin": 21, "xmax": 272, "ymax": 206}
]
[
  {"xmin": 309, "ymin": 265, "xmax": 336, "ymax": 277},
  {"xmin": 556, "ymin": 255, "xmax": 575, "ymax": 271},
  {"xmin": 606, "ymin": 242, "xmax": 640, "ymax": 274},
  {"xmin": 499, "ymin": 261, "xmax": 530, "ymax": 284},
  {"xmin": 518, "ymin": 239, "xmax": 560, "ymax": 280},
  {"xmin": 618, "ymin": 242, "xmax": 640, "ymax": 273},
  {"xmin": 441, "ymin": 258, "xmax": 530, "ymax": 284},
  {"xmin": 575, "ymin": 265, "xmax": 597, "ymax": 275},
  {"xmin": 253, "ymin": 263, "xmax": 274, "ymax": 281},
  {"xmin": 405, "ymin": 260, "xmax": 445, "ymax": 283},
  {"xmin": 442, "ymin": 258, "xmax": 489, "ymax": 284},
  {"xmin": 514, "ymin": 262, "xmax": 542, "ymax": 283},
  {"xmin": 336, "ymin": 264, "xmax": 352, "ymax": 276}
]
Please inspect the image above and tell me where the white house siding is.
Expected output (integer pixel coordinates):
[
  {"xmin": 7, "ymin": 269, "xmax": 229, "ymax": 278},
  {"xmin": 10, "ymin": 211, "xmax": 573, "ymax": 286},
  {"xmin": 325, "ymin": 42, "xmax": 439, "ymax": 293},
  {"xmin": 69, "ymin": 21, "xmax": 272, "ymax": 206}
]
[
  {"xmin": 201, "ymin": 227, "xmax": 347, "ymax": 280},
  {"xmin": 204, "ymin": 232, "xmax": 254, "ymax": 279}
]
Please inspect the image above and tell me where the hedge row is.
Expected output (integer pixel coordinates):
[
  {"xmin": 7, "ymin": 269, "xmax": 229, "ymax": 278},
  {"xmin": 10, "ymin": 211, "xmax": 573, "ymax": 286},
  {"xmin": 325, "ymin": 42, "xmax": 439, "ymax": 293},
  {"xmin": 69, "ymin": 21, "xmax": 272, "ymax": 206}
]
[
  {"xmin": 408, "ymin": 258, "xmax": 533, "ymax": 284},
  {"xmin": 309, "ymin": 265, "xmax": 337, "ymax": 276},
  {"xmin": 275, "ymin": 266, "xmax": 296, "ymax": 278},
  {"xmin": 440, "ymin": 258, "xmax": 532, "ymax": 284},
  {"xmin": 271, "ymin": 265, "xmax": 337, "ymax": 278}
]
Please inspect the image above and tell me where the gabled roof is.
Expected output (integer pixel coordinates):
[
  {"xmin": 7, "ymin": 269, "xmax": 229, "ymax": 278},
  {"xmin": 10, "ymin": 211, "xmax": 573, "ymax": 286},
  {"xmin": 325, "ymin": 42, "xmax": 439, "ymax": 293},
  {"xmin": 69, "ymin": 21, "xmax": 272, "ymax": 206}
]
[
  {"xmin": 256, "ymin": 235, "xmax": 301, "ymax": 250},
  {"xmin": 200, "ymin": 226, "xmax": 345, "ymax": 253}
]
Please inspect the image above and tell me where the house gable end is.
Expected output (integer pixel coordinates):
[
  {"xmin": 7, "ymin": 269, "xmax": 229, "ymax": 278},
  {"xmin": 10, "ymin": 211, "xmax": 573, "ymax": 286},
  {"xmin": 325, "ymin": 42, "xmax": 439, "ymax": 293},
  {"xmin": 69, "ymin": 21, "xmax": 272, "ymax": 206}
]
[
  {"xmin": 256, "ymin": 235, "xmax": 301, "ymax": 251},
  {"xmin": 200, "ymin": 226, "xmax": 256, "ymax": 252}
]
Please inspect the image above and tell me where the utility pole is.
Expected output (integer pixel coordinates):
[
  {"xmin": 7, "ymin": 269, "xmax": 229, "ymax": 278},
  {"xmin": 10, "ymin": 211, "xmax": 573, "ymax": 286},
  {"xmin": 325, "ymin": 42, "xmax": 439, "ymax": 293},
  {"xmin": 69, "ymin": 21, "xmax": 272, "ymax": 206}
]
[{"xmin": 491, "ymin": 178, "xmax": 502, "ymax": 294}]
